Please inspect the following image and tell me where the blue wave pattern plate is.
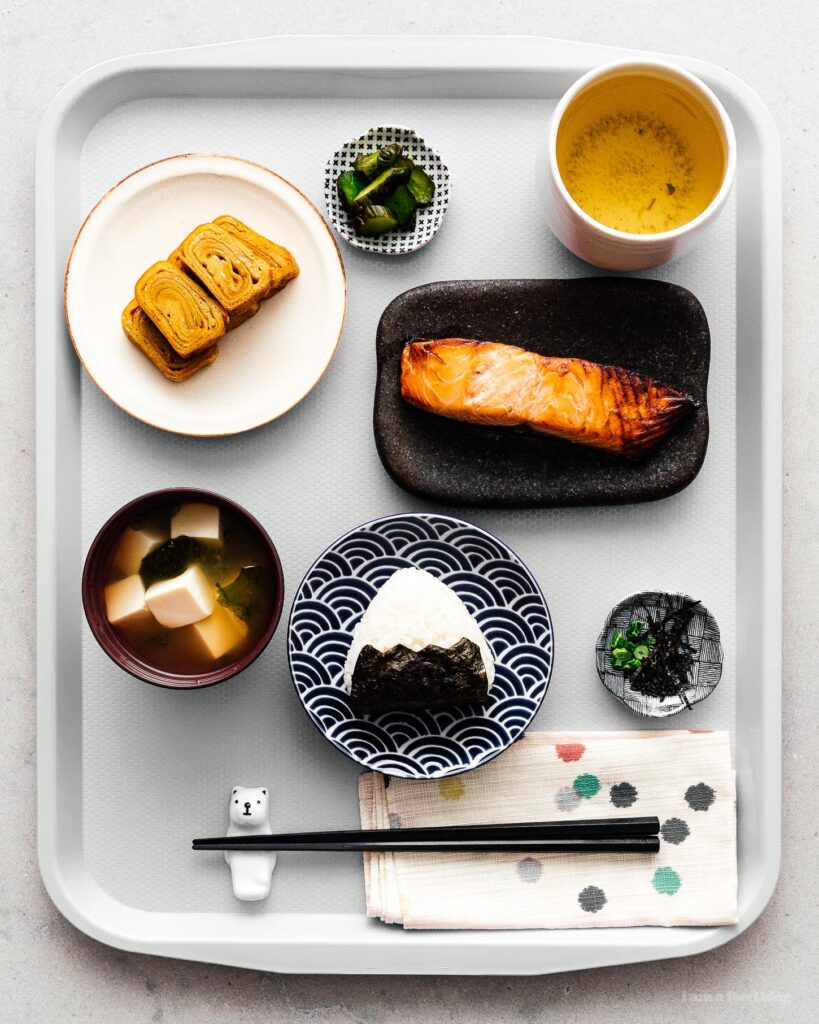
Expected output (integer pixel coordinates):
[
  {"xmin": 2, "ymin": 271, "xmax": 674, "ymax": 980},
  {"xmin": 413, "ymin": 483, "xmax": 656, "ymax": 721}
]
[{"xmin": 288, "ymin": 514, "xmax": 554, "ymax": 779}]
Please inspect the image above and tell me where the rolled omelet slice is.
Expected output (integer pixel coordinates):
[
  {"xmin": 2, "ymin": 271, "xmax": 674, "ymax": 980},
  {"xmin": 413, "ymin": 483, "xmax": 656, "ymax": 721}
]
[
  {"xmin": 178, "ymin": 223, "xmax": 271, "ymax": 315},
  {"xmin": 166, "ymin": 248, "xmax": 187, "ymax": 272},
  {"xmin": 135, "ymin": 260, "xmax": 226, "ymax": 357},
  {"xmin": 165, "ymin": 247, "xmax": 257, "ymax": 330},
  {"xmin": 224, "ymin": 300, "xmax": 260, "ymax": 330},
  {"xmin": 213, "ymin": 215, "xmax": 299, "ymax": 295},
  {"xmin": 122, "ymin": 299, "xmax": 218, "ymax": 381}
]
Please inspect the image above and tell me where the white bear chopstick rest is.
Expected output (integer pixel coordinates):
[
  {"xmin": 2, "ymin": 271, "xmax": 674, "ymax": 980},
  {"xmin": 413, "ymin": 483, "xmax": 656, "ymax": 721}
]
[{"xmin": 226, "ymin": 786, "xmax": 276, "ymax": 901}]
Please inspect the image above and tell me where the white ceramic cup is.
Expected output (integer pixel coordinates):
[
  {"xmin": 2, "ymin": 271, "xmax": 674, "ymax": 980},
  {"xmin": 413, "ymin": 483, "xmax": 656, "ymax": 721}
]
[{"xmin": 541, "ymin": 60, "xmax": 737, "ymax": 271}]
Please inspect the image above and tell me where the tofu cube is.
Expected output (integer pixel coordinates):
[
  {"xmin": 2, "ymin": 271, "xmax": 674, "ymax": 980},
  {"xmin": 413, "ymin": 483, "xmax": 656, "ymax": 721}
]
[
  {"xmin": 171, "ymin": 503, "xmax": 221, "ymax": 546},
  {"xmin": 145, "ymin": 565, "xmax": 215, "ymax": 628},
  {"xmin": 113, "ymin": 523, "xmax": 167, "ymax": 576},
  {"xmin": 105, "ymin": 575, "xmax": 153, "ymax": 627},
  {"xmin": 188, "ymin": 603, "xmax": 249, "ymax": 660}
]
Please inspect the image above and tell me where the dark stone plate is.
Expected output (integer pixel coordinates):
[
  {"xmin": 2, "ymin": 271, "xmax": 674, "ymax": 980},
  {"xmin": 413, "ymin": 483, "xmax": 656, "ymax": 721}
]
[{"xmin": 373, "ymin": 278, "xmax": 710, "ymax": 508}]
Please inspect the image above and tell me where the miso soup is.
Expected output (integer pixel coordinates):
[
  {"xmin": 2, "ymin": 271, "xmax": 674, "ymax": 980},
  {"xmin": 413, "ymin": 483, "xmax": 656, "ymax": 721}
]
[{"xmin": 103, "ymin": 501, "xmax": 277, "ymax": 675}]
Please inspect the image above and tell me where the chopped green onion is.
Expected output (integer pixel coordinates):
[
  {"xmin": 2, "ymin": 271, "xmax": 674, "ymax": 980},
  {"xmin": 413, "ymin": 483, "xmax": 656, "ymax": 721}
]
[
  {"xmin": 609, "ymin": 620, "xmax": 657, "ymax": 673},
  {"xmin": 627, "ymin": 620, "xmax": 646, "ymax": 641}
]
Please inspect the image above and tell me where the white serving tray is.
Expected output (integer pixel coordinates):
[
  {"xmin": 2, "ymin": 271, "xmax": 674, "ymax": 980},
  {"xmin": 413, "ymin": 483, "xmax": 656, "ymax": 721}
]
[{"xmin": 36, "ymin": 34, "xmax": 781, "ymax": 975}]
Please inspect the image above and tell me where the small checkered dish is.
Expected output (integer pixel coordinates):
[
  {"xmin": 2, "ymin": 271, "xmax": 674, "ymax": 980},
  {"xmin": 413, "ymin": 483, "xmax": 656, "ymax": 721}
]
[{"xmin": 324, "ymin": 125, "xmax": 450, "ymax": 255}]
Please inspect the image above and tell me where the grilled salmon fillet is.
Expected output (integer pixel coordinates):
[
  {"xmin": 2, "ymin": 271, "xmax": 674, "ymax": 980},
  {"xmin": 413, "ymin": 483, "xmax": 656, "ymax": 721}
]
[{"xmin": 400, "ymin": 339, "xmax": 695, "ymax": 459}]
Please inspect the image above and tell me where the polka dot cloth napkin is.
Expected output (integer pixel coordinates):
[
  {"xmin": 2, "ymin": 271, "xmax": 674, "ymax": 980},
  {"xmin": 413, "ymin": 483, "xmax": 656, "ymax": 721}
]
[{"xmin": 358, "ymin": 730, "xmax": 737, "ymax": 929}]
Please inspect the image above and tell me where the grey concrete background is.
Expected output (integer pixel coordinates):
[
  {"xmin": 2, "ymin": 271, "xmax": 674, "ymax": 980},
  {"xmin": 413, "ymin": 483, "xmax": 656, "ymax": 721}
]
[{"xmin": 1, "ymin": 1, "xmax": 816, "ymax": 1020}]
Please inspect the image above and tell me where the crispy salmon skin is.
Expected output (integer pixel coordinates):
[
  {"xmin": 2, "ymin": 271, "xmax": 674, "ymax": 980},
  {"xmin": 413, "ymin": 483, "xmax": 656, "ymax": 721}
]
[{"xmin": 400, "ymin": 339, "xmax": 695, "ymax": 459}]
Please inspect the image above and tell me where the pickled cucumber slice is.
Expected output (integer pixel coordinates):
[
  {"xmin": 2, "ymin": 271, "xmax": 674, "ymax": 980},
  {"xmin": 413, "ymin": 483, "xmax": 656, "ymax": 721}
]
[
  {"xmin": 353, "ymin": 144, "xmax": 403, "ymax": 179},
  {"xmin": 407, "ymin": 165, "xmax": 435, "ymax": 206},
  {"xmin": 352, "ymin": 205, "xmax": 399, "ymax": 236},
  {"xmin": 384, "ymin": 184, "xmax": 417, "ymax": 227},
  {"xmin": 351, "ymin": 163, "xmax": 413, "ymax": 209},
  {"xmin": 337, "ymin": 170, "xmax": 368, "ymax": 211}
]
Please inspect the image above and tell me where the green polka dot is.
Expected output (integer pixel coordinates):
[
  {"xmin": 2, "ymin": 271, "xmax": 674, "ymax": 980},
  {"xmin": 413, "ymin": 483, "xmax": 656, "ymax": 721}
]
[
  {"xmin": 573, "ymin": 773, "xmax": 601, "ymax": 799},
  {"xmin": 652, "ymin": 867, "xmax": 681, "ymax": 896}
]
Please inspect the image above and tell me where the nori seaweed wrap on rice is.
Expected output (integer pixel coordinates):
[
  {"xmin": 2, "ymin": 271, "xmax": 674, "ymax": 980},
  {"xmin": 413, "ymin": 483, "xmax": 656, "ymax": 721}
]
[{"xmin": 343, "ymin": 568, "xmax": 494, "ymax": 711}]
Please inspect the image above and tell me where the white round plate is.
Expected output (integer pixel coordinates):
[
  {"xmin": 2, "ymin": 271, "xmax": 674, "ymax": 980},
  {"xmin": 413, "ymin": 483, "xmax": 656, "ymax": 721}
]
[{"xmin": 65, "ymin": 154, "xmax": 346, "ymax": 436}]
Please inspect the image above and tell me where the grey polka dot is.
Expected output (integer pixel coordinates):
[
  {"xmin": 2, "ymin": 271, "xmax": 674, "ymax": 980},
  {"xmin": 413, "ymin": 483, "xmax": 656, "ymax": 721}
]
[
  {"xmin": 610, "ymin": 782, "xmax": 638, "ymax": 808},
  {"xmin": 685, "ymin": 783, "xmax": 716, "ymax": 811},
  {"xmin": 388, "ymin": 813, "xmax": 402, "ymax": 830},
  {"xmin": 661, "ymin": 817, "xmax": 690, "ymax": 845},
  {"xmin": 517, "ymin": 857, "xmax": 542, "ymax": 883},
  {"xmin": 555, "ymin": 785, "xmax": 582, "ymax": 812},
  {"xmin": 578, "ymin": 885, "xmax": 607, "ymax": 913}
]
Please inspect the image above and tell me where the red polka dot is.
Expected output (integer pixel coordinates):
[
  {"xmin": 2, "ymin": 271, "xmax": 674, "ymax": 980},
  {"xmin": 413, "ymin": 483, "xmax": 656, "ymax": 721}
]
[{"xmin": 555, "ymin": 742, "xmax": 586, "ymax": 762}]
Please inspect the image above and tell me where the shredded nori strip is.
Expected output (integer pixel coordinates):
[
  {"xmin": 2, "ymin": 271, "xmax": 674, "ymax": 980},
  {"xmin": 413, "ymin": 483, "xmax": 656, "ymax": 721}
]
[
  {"xmin": 625, "ymin": 598, "xmax": 701, "ymax": 704},
  {"xmin": 350, "ymin": 637, "xmax": 489, "ymax": 711}
]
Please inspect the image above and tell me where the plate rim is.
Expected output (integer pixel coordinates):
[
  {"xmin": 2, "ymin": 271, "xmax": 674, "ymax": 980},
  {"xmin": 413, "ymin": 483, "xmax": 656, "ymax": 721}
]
[
  {"xmin": 286, "ymin": 511, "xmax": 555, "ymax": 779},
  {"xmin": 63, "ymin": 151, "xmax": 347, "ymax": 437}
]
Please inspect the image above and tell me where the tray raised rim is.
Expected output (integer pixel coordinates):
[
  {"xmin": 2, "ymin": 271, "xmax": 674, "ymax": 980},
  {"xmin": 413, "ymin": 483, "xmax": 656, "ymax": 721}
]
[{"xmin": 35, "ymin": 33, "xmax": 782, "ymax": 975}]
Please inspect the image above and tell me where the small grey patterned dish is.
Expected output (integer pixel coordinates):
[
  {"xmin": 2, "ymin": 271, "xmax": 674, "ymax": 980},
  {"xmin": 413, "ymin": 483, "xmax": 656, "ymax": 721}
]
[
  {"xmin": 595, "ymin": 591, "xmax": 723, "ymax": 718},
  {"xmin": 324, "ymin": 125, "xmax": 450, "ymax": 255}
]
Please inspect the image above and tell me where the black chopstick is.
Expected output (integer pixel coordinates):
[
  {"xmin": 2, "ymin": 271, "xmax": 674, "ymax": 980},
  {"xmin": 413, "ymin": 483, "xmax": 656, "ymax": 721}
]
[
  {"xmin": 192, "ymin": 816, "xmax": 660, "ymax": 854},
  {"xmin": 194, "ymin": 836, "xmax": 659, "ymax": 853}
]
